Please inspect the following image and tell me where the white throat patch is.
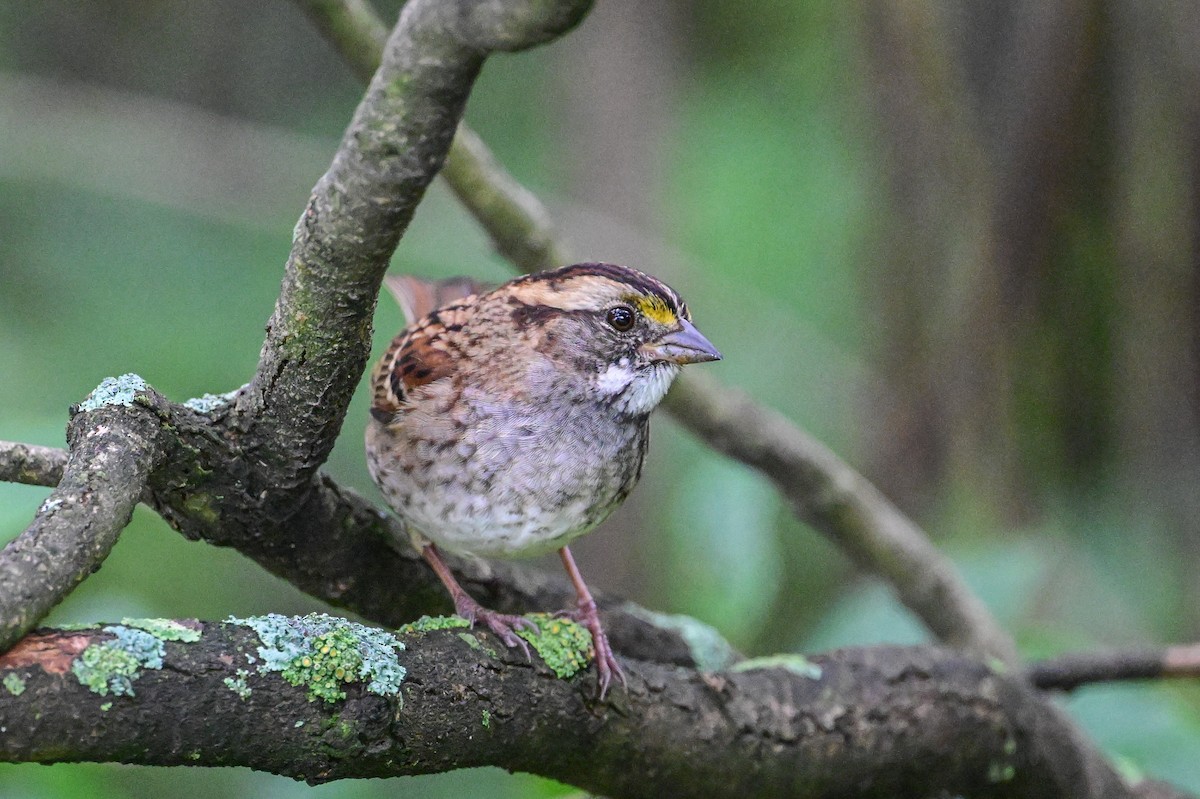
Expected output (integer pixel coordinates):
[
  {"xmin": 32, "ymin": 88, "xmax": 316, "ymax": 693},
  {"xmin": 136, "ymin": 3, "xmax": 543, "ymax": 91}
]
[
  {"xmin": 595, "ymin": 359, "xmax": 679, "ymax": 416},
  {"xmin": 596, "ymin": 360, "xmax": 636, "ymax": 395}
]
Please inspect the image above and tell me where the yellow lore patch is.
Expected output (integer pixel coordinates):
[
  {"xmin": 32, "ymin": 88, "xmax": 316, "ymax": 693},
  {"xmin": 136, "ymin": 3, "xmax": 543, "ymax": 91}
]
[{"xmin": 631, "ymin": 295, "xmax": 677, "ymax": 326}]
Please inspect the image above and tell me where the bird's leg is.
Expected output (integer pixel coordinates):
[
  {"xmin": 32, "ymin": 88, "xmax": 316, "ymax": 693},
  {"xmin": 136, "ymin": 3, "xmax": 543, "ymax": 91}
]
[
  {"xmin": 420, "ymin": 543, "xmax": 537, "ymax": 659},
  {"xmin": 558, "ymin": 546, "xmax": 626, "ymax": 699}
]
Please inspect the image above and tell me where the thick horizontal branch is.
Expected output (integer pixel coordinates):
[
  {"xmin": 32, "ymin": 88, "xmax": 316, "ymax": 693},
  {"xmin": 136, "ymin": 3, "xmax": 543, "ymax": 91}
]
[
  {"xmin": 1, "ymin": 620, "xmax": 1184, "ymax": 799},
  {"xmin": 295, "ymin": 0, "xmax": 1017, "ymax": 667},
  {"xmin": 0, "ymin": 378, "xmax": 169, "ymax": 650}
]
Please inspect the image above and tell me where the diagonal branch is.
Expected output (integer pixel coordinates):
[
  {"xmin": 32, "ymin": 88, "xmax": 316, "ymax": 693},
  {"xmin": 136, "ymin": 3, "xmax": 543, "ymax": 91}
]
[
  {"xmin": 1, "ymin": 619, "xmax": 1185, "ymax": 799},
  {"xmin": 232, "ymin": 0, "xmax": 593, "ymax": 506},
  {"xmin": 664, "ymin": 373, "xmax": 1018, "ymax": 664},
  {"xmin": 0, "ymin": 377, "xmax": 169, "ymax": 650},
  {"xmin": 296, "ymin": 0, "xmax": 1017, "ymax": 665},
  {"xmin": 297, "ymin": 0, "xmax": 570, "ymax": 276}
]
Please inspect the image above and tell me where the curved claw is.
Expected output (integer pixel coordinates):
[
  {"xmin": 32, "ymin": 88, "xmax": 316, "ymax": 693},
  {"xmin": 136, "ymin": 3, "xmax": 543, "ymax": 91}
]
[
  {"xmin": 589, "ymin": 622, "xmax": 626, "ymax": 701},
  {"xmin": 556, "ymin": 546, "xmax": 628, "ymax": 700},
  {"xmin": 456, "ymin": 596, "xmax": 538, "ymax": 661},
  {"xmin": 560, "ymin": 603, "xmax": 626, "ymax": 699}
]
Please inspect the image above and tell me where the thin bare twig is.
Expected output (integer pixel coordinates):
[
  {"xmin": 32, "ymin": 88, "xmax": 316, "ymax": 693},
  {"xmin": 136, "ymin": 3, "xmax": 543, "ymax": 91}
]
[
  {"xmin": 1030, "ymin": 643, "xmax": 1200, "ymax": 692},
  {"xmin": 0, "ymin": 441, "xmax": 67, "ymax": 487},
  {"xmin": 297, "ymin": 0, "xmax": 1018, "ymax": 666},
  {"xmin": 665, "ymin": 373, "xmax": 1019, "ymax": 663}
]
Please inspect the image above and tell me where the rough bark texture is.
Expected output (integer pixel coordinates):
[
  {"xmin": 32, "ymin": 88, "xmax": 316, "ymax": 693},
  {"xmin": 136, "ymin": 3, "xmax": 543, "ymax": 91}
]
[
  {"xmin": 0, "ymin": 441, "xmax": 67, "ymax": 487},
  {"xmin": 0, "ymin": 622, "xmax": 1182, "ymax": 799}
]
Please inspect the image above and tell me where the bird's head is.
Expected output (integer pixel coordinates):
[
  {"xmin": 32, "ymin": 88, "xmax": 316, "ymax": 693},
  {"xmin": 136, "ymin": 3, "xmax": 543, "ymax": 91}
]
[{"xmin": 502, "ymin": 263, "xmax": 721, "ymax": 417}]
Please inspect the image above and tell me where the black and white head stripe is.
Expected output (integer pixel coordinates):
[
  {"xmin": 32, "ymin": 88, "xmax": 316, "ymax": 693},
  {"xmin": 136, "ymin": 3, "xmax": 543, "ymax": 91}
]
[{"xmin": 516, "ymin": 262, "xmax": 690, "ymax": 320}]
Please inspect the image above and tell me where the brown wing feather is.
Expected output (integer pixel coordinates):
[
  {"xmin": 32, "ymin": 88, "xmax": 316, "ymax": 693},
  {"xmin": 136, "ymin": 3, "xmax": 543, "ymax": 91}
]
[{"xmin": 371, "ymin": 275, "xmax": 488, "ymax": 420}]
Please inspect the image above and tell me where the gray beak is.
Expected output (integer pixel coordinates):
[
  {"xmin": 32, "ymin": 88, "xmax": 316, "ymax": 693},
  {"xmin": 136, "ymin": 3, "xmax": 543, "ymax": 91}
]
[{"xmin": 643, "ymin": 318, "xmax": 722, "ymax": 365}]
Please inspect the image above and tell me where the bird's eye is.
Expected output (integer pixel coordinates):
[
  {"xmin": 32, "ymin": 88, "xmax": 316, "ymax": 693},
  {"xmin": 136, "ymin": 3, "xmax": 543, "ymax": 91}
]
[{"xmin": 605, "ymin": 305, "xmax": 635, "ymax": 331}]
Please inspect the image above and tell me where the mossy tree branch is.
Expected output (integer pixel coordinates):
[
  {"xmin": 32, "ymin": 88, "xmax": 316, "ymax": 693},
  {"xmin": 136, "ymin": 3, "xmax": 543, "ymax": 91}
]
[
  {"xmin": 0, "ymin": 378, "xmax": 169, "ymax": 650},
  {"xmin": 2, "ymin": 620, "xmax": 1189, "ymax": 799},
  {"xmin": 296, "ymin": 0, "xmax": 570, "ymax": 273},
  {"xmin": 232, "ymin": 0, "xmax": 593, "ymax": 503}
]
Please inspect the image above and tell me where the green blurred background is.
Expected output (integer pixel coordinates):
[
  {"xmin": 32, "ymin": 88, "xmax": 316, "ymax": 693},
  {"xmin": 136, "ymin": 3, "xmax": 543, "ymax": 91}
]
[{"xmin": 3, "ymin": 0, "xmax": 1199, "ymax": 795}]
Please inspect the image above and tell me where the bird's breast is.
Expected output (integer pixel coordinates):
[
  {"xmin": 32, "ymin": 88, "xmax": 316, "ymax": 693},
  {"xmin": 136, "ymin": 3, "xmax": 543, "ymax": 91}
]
[{"xmin": 367, "ymin": 392, "xmax": 647, "ymax": 559}]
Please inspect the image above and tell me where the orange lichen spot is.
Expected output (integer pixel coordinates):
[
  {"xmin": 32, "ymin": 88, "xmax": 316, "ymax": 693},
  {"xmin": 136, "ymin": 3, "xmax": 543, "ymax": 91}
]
[{"xmin": 0, "ymin": 632, "xmax": 92, "ymax": 675}]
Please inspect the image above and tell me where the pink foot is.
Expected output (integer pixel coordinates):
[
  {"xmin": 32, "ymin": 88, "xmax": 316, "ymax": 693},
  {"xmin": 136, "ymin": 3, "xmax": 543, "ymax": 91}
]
[
  {"xmin": 419, "ymin": 543, "xmax": 540, "ymax": 659},
  {"xmin": 454, "ymin": 592, "xmax": 540, "ymax": 660},
  {"xmin": 556, "ymin": 546, "xmax": 626, "ymax": 700}
]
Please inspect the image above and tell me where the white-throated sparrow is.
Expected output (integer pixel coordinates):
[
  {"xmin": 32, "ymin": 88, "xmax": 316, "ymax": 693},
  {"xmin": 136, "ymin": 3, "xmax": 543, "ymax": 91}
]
[{"xmin": 366, "ymin": 262, "xmax": 720, "ymax": 697}]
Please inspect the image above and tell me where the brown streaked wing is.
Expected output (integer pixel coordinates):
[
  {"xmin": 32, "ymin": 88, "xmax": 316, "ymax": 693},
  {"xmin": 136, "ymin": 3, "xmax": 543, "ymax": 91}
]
[{"xmin": 370, "ymin": 323, "xmax": 464, "ymax": 420}]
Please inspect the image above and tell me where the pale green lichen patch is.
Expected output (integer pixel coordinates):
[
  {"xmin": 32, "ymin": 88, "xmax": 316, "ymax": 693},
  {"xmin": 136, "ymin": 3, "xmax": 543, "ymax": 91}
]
[
  {"xmin": 223, "ymin": 669, "xmax": 252, "ymax": 700},
  {"xmin": 516, "ymin": 614, "xmax": 592, "ymax": 680},
  {"xmin": 77, "ymin": 374, "xmax": 147, "ymax": 412},
  {"xmin": 120, "ymin": 618, "xmax": 202, "ymax": 643},
  {"xmin": 55, "ymin": 622, "xmax": 100, "ymax": 632},
  {"xmin": 180, "ymin": 493, "xmax": 221, "ymax": 526},
  {"xmin": 481, "ymin": 709, "xmax": 491, "ymax": 729},
  {"xmin": 396, "ymin": 615, "xmax": 471, "ymax": 635},
  {"xmin": 182, "ymin": 387, "xmax": 241, "ymax": 414},
  {"xmin": 226, "ymin": 613, "xmax": 406, "ymax": 704},
  {"xmin": 72, "ymin": 626, "xmax": 164, "ymax": 697},
  {"xmin": 622, "ymin": 605, "xmax": 738, "ymax": 672},
  {"xmin": 730, "ymin": 654, "xmax": 823, "ymax": 680},
  {"xmin": 69, "ymin": 620, "xmax": 195, "ymax": 697},
  {"xmin": 3, "ymin": 673, "xmax": 26, "ymax": 696},
  {"xmin": 986, "ymin": 734, "xmax": 1020, "ymax": 784}
]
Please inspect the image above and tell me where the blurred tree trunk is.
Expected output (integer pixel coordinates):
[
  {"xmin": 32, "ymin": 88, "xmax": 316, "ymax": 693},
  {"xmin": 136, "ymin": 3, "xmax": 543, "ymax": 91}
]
[
  {"xmin": 860, "ymin": 0, "xmax": 1200, "ymax": 630},
  {"xmin": 860, "ymin": 0, "xmax": 1097, "ymax": 518},
  {"xmin": 1110, "ymin": 0, "xmax": 1200, "ymax": 634}
]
